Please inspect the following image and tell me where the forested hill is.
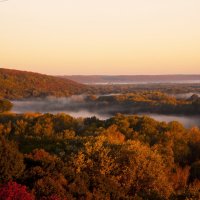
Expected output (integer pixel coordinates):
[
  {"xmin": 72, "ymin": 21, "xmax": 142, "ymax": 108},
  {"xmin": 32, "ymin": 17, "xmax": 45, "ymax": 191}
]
[{"xmin": 0, "ymin": 68, "xmax": 87, "ymax": 99}]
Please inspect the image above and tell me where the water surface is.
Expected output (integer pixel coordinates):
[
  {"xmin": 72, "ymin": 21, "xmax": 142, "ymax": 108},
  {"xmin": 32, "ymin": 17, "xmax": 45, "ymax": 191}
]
[{"xmin": 12, "ymin": 99, "xmax": 200, "ymax": 128}]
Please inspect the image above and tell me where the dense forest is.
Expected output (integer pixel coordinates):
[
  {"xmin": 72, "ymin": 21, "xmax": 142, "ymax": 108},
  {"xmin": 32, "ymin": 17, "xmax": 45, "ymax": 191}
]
[
  {"xmin": 1, "ymin": 68, "xmax": 200, "ymax": 199},
  {"xmin": 88, "ymin": 83, "xmax": 200, "ymax": 96},
  {"xmin": 1, "ymin": 113, "xmax": 200, "ymax": 199},
  {"xmin": 0, "ymin": 68, "xmax": 86, "ymax": 99},
  {"xmin": 85, "ymin": 92, "xmax": 200, "ymax": 115}
]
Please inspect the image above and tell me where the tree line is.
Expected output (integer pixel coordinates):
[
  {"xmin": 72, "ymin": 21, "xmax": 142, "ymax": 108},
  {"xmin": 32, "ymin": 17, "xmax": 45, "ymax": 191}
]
[{"xmin": 1, "ymin": 113, "xmax": 200, "ymax": 199}]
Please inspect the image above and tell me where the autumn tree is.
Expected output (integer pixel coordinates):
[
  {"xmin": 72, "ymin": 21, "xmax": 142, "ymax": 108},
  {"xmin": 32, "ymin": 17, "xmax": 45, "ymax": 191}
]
[
  {"xmin": 100, "ymin": 124, "xmax": 125, "ymax": 144},
  {"xmin": 117, "ymin": 141, "xmax": 173, "ymax": 199},
  {"xmin": 0, "ymin": 138, "xmax": 25, "ymax": 183},
  {"xmin": 68, "ymin": 136, "xmax": 124, "ymax": 199},
  {"xmin": 0, "ymin": 99, "xmax": 13, "ymax": 113},
  {"xmin": 189, "ymin": 161, "xmax": 200, "ymax": 182},
  {"xmin": 22, "ymin": 149, "xmax": 67, "ymax": 199},
  {"xmin": 0, "ymin": 181, "xmax": 34, "ymax": 200}
]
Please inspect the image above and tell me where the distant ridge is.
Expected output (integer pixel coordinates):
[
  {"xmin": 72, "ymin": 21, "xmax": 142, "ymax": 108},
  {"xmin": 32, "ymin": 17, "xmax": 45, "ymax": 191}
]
[
  {"xmin": 0, "ymin": 68, "xmax": 86, "ymax": 99},
  {"xmin": 62, "ymin": 75, "xmax": 200, "ymax": 84}
]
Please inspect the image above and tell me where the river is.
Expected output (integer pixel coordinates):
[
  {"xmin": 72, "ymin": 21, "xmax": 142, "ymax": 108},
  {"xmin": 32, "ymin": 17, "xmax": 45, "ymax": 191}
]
[{"xmin": 12, "ymin": 99, "xmax": 200, "ymax": 128}]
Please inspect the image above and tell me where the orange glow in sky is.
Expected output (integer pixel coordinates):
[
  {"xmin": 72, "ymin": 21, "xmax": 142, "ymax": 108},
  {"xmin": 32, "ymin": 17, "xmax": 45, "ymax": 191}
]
[{"xmin": 0, "ymin": 0, "xmax": 200, "ymax": 75}]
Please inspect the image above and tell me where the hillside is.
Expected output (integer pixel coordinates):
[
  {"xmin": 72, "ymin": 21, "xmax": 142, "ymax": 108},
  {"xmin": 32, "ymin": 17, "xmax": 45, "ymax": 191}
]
[
  {"xmin": 0, "ymin": 68, "xmax": 87, "ymax": 99},
  {"xmin": 62, "ymin": 75, "xmax": 200, "ymax": 84}
]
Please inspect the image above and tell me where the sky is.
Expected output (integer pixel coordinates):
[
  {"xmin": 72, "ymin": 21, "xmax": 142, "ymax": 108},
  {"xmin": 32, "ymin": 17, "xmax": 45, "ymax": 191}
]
[{"xmin": 0, "ymin": 0, "xmax": 200, "ymax": 75}]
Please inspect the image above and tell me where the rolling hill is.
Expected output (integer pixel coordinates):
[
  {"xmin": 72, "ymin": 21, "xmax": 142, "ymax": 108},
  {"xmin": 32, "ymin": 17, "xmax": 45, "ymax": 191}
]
[
  {"xmin": 0, "ymin": 68, "xmax": 87, "ymax": 99},
  {"xmin": 62, "ymin": 75, "xmax": 200, "ymax": 84}
]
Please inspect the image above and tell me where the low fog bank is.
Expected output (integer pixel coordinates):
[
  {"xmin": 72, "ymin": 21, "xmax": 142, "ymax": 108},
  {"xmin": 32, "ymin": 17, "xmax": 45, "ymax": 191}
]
[
  {"xmin": 173, "ymin": 93, "xmax": 200, "ymax": 99},
  {"xmin": 12, "ymin": 95, "xmax": 200, "ymax": 128},
  {"xmin": 147, "ymin": 114, "xmax": 200, "ymax": 128},
  {"xmin": 12, "ymin": 95, "xmax": 88, "ymax": 113},
  {"xmin": 12, "ymin": 96, "xmax": 111, "ymax": 119},
  {"xmin": 12, "ymin": 95, "xmax": 128, "ymax": 116}
]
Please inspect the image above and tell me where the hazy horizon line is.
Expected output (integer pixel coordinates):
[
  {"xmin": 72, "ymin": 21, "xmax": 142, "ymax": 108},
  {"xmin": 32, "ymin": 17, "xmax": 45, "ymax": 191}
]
[
  {"xmin": 1, "ymin": 67, "xmax": 200, "ymax": 77},
  {"xmin": 62, "ymin": 74, "xmax": 200, "ymax": 76}
]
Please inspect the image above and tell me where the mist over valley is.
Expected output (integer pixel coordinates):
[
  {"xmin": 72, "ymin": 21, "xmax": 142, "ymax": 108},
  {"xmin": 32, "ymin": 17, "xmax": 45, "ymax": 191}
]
[
  {"xmin": 12, "ymin": 94, "xmax": 200, "ymax": 128},
  {"xmin": 63, "ymin": 75, "xmax": 200, "ymax": 85},
  {"xmin": 2, "ymin": 0, "xmax": 200, "ymax": 197}
]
